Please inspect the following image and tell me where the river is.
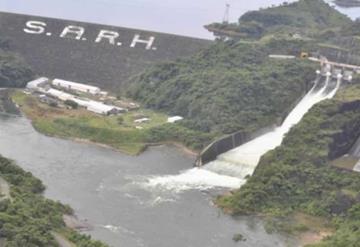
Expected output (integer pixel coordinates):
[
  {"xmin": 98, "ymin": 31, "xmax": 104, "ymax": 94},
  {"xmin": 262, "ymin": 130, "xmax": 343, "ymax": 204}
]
[{"xmin": 0, "ymin": 113, "xmax": 297, "ymax": 247}]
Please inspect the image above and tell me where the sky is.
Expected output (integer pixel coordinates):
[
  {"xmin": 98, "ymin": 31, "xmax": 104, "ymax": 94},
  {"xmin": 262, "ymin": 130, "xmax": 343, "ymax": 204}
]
[
  {"xmin": 0, "ymin": 0, "xmax": 358, "ymax": 39},
  {"xmin": 0, "ymin": 0, "xmax": 296, "ymax": 39}
]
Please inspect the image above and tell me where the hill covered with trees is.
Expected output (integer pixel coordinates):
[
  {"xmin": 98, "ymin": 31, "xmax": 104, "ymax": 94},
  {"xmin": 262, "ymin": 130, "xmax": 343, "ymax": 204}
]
[
  {"xmin": 127, "ymin": 39, "xmax": 317, "ymax": 136},
  {"xmin": 206, "ymin": 0, "xmax": 351, "ymax": 40},
  {"xmin": 0, "ymin": 155, "xmax": 107, "ymax": 246}
]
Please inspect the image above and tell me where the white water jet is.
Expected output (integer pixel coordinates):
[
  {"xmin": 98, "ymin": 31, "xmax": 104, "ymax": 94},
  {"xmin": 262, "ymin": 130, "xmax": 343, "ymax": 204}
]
[{"xmin": 144, "ymin": 76, "xmax": 341, "ymax": 192}]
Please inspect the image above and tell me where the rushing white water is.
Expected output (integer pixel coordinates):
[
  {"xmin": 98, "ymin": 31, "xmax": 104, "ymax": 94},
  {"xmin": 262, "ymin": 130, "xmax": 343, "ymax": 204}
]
[{"xmin": 144, "ymin": 75, "xmax": 342, "ymax": 192}]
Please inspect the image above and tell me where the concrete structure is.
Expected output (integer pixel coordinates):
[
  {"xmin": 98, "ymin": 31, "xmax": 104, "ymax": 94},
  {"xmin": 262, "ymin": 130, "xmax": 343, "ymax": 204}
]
[
  {"xmin": 196, "ymin": 125, "xmax": 276, "ymax": 166},
  {"xmin": 0, "ymin": 12, "xmax": 211, "ymax": 90},
  {"xmin": 52, "ymin": 79, "xmax": 101, "ymax": 95},
  {"xmin": 26, "ymin": 77, "xmax": 49, "ymax": 90},
  {"xmin": 167, "ymin": 116, "xmax": 183, "ymax": 123},
  {"xmin": 269, "ymin": 55, "xmax": 296, "ymax": 59}
]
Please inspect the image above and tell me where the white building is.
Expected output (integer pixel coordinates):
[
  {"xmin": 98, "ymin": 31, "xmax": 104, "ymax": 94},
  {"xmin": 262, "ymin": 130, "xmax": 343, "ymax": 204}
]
[
  {"xmin": 45, "ymin": 86, "xmax": 123, "ymax": 115},
  {"xmin": 167, "ymin": 116, "xmax": 183, "ymax": 123},
  {"xmin": 26, "ymin": 77, "xmax": 49, "ymax": 90},
  {"xmin": 134, "ymin": 118, "xmax": 150, "ymax": 123},
  {"xmin": 46, "ymin": 88, "xmax": 74, "ymax": 101},
  {"xmin": 52, "ymin": 79, "xmax": 101, "ymax": 95},
  {"xmin": 72, "ymin": 98, "xmax": 123, "ymax": 115}
]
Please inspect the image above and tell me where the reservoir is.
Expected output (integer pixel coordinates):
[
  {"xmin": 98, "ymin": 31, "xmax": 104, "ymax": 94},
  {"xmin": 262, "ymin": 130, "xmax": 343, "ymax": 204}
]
[{"xmin": 0, "ymin": 114, "xmax": 297, "ymax": 247}]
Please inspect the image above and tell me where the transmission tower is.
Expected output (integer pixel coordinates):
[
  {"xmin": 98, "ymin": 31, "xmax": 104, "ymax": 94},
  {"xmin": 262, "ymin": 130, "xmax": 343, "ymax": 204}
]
[{"xmin": 223, "ymin": 3, "xmax": 230, "ymax": 24}]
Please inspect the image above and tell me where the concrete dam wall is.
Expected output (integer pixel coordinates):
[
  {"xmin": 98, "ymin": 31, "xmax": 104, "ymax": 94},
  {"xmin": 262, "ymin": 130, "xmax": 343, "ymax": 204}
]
[
  {"xmin": 196, "ymin": 125, "xmax": 276, "ymax": 166},
  {"xmin": 0, "ymin": 12, "xmax": 211, "ymax": 90}
]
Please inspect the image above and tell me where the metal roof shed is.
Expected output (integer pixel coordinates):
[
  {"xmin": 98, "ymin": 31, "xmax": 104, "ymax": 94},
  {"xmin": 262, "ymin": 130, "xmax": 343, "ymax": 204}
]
[
  {"xmin": 26, "ymin": 77, "xmax": 49, "ymax": 90},
  {"xmin": 52, "ymin": 79, "xmax": 101, "ymax": 95},
  {"xmin": 86, "ymin": 101, "xmax": 117, "ymax": 115}
]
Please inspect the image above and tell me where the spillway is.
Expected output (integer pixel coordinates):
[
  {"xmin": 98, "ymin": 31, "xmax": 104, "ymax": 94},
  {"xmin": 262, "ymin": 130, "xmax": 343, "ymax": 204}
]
[{"xmin": 144, "ymin": 75, "xmax": 342, "ymax": 192}]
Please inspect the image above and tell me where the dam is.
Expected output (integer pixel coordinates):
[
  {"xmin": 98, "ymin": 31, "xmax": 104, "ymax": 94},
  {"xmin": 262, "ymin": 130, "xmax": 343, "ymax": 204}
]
[
  {"xmin": 145, "ymin": 72, "xmax": 343, "ymax": 191},
  {"xmin": 0, "ymin": 12, "xmax": 211, "ymax": 90}
]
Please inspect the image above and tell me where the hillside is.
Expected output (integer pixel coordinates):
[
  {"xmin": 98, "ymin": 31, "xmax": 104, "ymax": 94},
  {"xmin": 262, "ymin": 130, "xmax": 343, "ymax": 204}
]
[
  {"xmin": 126, "ymin": 0, "xmax": 360, "ymax": 149},
  {"xmin": 0, "ymin": 37, "xmax": 33, "ymax": 88},
  {"xmin": 206, "ymin": 0, "xmax": 351, "ymax": 40},
  {"xmin": 217, "ymin": 84, "xmax": 360, "ymax": 245},
  {"xmin": 127, "ymin": 38, "xmax": 317, "ymax": 137},
  {"xmin": 0, "ymin": 155, "xmax": 108, "ymax": 246}
]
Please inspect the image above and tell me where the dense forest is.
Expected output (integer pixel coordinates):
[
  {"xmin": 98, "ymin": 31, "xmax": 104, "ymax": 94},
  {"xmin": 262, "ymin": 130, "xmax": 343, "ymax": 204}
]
[
  {"xmin": 0, "ymin": 37, "xmax": 33, "ymax": 88},
  {"xmin": 0, "ymin": 155, "xmax": 108, "ymax": 246}
]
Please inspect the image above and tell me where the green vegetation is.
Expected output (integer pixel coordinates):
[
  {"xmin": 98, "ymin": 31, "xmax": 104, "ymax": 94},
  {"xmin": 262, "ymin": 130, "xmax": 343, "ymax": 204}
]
[
  {"xmin": 0, "ymin": 37, "xmax": 33, "ymax": 88},
  {"xmin": 0, "ymin": 155, "xmax": 107, "ymax": 246},
  {"xmin": 206, "ymin": 0, "xmax": 351, "ymax": 40},
  {"xmin": 127, "ymin": 39, "xmax": 317, "ymax": 136},
  {"xmin": 217, "ymin": 84, "xmax": 360, "ymax": 245},
  {"xmin": 12, "ymin": 91, "xmax": 213, "ymax": 155}
]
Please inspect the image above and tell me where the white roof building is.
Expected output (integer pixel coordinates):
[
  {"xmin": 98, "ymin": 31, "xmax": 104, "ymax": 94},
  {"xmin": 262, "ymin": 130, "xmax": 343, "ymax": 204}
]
[
  {"xmin": 86, "ymin": 101, "xmax": 116, "ymax": 115},
  {"xmin": 167, "ymin": 116, "xmax": 183, "ymax": 123},
  {"xmin": 46, "ymin": 88, "xmax": 74, "ymax": 101},
  {"xmin": 52, "ymin": 79, "xmax": 101, "ymax": 95},
  {"xmin": 73, "ymin": 98, "xmax": 121, "ymax": 115},
  {"xmin": 45, "ymin": 86, "xmax": 122, "ymax": 115},
  {"xmin": 26, "ymin": 77, "xmax": 49, "ymax": 90}
]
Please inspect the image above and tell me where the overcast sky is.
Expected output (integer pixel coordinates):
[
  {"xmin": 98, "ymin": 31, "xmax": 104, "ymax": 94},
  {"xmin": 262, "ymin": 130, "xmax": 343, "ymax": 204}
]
[
  {"xmin": 0, "ymin": 0, "xmax": 358, "ymax": 39},
  {"xmin": 0, "ymin": 0, "xmax": 296, "ymax": 39}
]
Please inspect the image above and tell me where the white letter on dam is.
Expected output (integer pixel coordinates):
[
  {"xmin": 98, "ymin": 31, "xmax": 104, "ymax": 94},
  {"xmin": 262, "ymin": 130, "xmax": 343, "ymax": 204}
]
[
  {"xmin": 24, "ymin": 21, "xmax": 46, "ymax": 34},
  {"xmin": 60, "ymin": 26, "xmax": 85, "ymax": 40},
  {"xmin": 95, "ymin": 30, "xmax": 120, "ymax": 45},
  {"xmin": 130, "ymin": 34, "xmax": 155, "ymax": 50}
]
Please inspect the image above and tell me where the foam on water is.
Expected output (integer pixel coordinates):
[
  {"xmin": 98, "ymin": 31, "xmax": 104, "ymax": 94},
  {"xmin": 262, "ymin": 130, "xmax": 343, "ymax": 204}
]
[
  {"xmin": 143, "ymin": 76, "xmax": 341, "ymax": 192},
  {"xmin": 145, "ymin": 168, "xmax": 245, "ymax": 192}
]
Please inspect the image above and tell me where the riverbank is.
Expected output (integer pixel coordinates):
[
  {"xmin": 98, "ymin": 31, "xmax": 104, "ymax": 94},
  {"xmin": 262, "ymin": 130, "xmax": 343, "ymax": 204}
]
[
  {"xmin": 9, "ymin": 89, "xmax": 212, "ymax": 156},
  {"xmin": 0, "ymin": 154, "xmax": 107, "ymax": 246}
]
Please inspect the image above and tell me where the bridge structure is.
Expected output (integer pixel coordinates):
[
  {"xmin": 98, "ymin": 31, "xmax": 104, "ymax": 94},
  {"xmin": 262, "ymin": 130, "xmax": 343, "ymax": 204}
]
[{"xmin": 310, "ymin": 57, "xmax": 360, "ymax": 81}]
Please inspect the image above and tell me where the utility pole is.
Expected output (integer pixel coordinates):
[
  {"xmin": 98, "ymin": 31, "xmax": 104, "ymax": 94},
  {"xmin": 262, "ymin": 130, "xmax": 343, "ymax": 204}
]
[{"xmin": 223, "ymin": 3, "xmax": 230, "ymax": 24}]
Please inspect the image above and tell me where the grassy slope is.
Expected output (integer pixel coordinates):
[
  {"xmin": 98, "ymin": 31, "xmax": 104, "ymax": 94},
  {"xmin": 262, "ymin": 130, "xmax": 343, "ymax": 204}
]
[
  {"xmin": 217, "ymin": 84, "xmax": 360, "ymax": 245},
  {"xmin": 0, "ymin": 155, "xmax": 107, "ymax": 247},
  {"xmin": 12, "ymin": 91, "xmax": 214, "ymax": 155}
]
